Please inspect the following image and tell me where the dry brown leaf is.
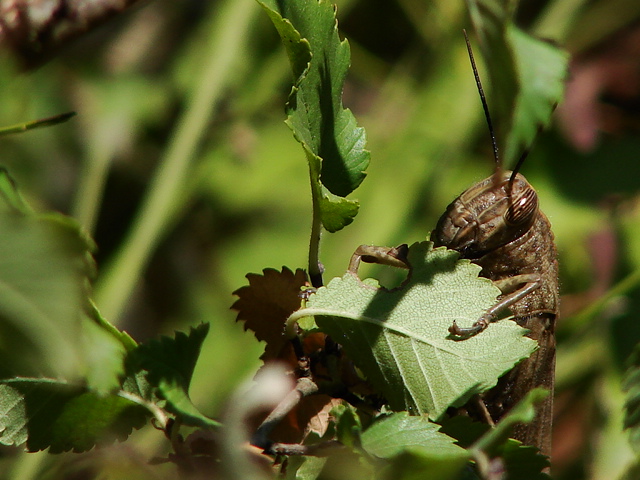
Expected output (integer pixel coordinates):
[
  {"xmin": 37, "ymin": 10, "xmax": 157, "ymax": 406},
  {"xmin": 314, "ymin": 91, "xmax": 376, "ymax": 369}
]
[
  {"xmin": 232, "ymin": 267, "xmax": 308, "ymax": 361},
  {"xmin": 303, "ymin": 396, "xmax": 344, "ymax": 440},
  {"xmin": 269, "ymin": 394, "xmax": 343, "ymax": 444},
  {"xmin": 233, "ymin": 269, "xmax": 359, "ymax": 445}
]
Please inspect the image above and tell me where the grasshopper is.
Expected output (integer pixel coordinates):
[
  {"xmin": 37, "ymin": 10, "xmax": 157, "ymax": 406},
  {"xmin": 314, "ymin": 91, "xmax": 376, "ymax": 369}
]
[{"xmin": 349, "ymin": 32, "xmax": 559, "ymax": 457}]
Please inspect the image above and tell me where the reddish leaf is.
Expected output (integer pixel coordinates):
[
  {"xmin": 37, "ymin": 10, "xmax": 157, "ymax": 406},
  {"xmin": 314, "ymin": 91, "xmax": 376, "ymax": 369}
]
[
  {"xmin": 269, "ymin": 395, "xmax": 343, "ymax": 444},
  {"xmin": 232, "ymin": 267, "xmax": 308, "ymax": 361},
  {"xmin": 233, "ymin": 268, "xmax": 352, "ymax": 443},
  {"xmin": 303, "ymin": 396, "xmax": 344, "ymax": 439}
]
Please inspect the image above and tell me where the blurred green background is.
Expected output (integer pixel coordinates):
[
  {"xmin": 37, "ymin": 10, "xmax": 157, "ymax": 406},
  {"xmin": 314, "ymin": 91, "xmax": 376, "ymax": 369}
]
[{"xmin": 1, "ymin": 0, "xmax": 640, "ymax": 478}]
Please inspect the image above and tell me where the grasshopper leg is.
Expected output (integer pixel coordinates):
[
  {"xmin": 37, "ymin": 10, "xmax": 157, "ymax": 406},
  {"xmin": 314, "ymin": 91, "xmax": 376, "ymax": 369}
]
[
  {"xmin": 449, "ymin": 273, "xmax": 541, "ymax": 338},
  {"xmin": 348, "ymin": 244, "xmax": 409, "ymax": 274}
]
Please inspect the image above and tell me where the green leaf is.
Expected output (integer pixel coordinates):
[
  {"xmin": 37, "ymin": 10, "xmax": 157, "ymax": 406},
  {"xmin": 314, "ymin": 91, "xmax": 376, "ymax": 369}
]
[
  {"xmin": 134, "ymin": 323, "xmax": 209, "ymax": 392},
  {"xmin": 505, "ymin": 28, "xmax": 568, "ymax": 162},
  {"xmin": 121, "ymin": 369, "xmax": 155, "ymax": 404},
  {"xmin": 0, "ymin": 167, "xmax": 131, "ymax": 390},
  {"xmin": 333, "ymin": 402, "xmax": 363, "ymax": 448},
  {"xmin": 158, "ymin": 378, "xmax": 220, "ymax": 429},
  {"xmin": 385, "ymin": 449, "xmax": 474, "ymax": 480},
  {"xmin": 318, "ymin": 186, "xmax": 361, "ymax": 233},
  {"xmin": 466, "ymin": 0, "xmax": 568, "ymax": 165},
  {"xmin": 361, "ymin": 412, "xmax": 468, "ymax": 460},
  {"xmin": 128, "ymin": 324, "xmax": 218, "ymax": 428},
  {"xmin": 82, "ymin": 301, "xmax": 138, "ymax": 394},
  {"xmin": 0, "ymin": 378, "xmax": 149, "ymax": 453},
  {"xmin": 498, "ymin": 439, "xmax": 551, "ymax": 480},
  {"xmin": 284, "ymin": 455, "xmax": 327, "ymax": 480},
  {"xmin": 362, "ymin": 413, "xmax": 470, "ymax": 480},
  {"xmin": 623, "ymin": 344, "xmax": 640, "ymax": 452},
  {"xmin": 0, "ymin": 209, "xmax": 95, "ymax": 380},
  {"xmin": 439, "ymin": 415, "xmax": 491, "ymax": 449},
  {"xmin": 87, "ymin": 300, "xmax": 137, "ymax": 352},
  {"xmin": 300, "ymin": 242, "xmax": 537, "ymax": 419},
  {"xmin": 442, "ymin": 393, "xmax": 551, "ymax": 479},
  {"xmin": 257, "ymin": 0, "xmax": 369, "ymax": 232},
  {"xmin": 472, "ymin": 388, "xmax": 549, "ymax": 454}
]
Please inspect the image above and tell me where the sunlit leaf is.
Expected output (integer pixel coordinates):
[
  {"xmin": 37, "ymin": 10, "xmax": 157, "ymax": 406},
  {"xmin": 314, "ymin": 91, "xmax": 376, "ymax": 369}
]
[
  {"xmin": 361, "ymin": 412, "xmax": 468, "ymax": 459},
  {"xmin": 358, "ymin": 413, "xmax": 469, "ymax": 480},
  {"xmin": 300, "ymin": 242, "xmax": 536, "ymax": 418},
  {"xmin": 257, "ymin": 0, "xmax": 369, "ymax": 232}
]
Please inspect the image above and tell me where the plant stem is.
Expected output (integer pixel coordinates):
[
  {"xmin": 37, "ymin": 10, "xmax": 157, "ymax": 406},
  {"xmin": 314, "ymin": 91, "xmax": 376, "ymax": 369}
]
[
  {"xmin": 72, "ymin": 141, "xmax": 112, "ymax": 234},
  {"xmin": 118, "ymin": 390, "xmax": 168, "ymax": 429},
  {"xmin": 94, "ymin": 0, "xmax": 258, "ymax": 324},
  {"xmin": 251, "ymin": 377, "xmax": 319, "ymax": 450},
  {"xmin": 0, "ymin": 112, "xmax": 75, "ymax": 136},
  {"xmin": 6, "ymin": 451, "xmax": 50, "ymax": 480},
  {"xmin": 308, "ymin": 192, "xmax": 324, "ymax": 287}
]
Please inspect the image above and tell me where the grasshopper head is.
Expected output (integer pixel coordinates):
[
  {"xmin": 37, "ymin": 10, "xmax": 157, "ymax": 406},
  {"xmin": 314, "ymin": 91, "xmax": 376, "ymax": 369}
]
[{"xmin": 432, "ymin": 171, "xmax": 539, "ymax": 259}]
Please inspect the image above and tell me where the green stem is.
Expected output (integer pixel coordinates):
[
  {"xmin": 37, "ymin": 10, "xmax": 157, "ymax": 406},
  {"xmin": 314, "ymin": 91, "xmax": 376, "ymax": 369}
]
[
  {"xmin": 0, "ymin": 112, "xmax": 75, "ymax": 136},
  {"xmin": 95, "ymin": 0, "xmax": 258, "ymax": 324},
  {"xmin": 117, "ymin": 390, "xmax": 168, "ymax": 429},
  {"xmin": 308, "ymin": 193, "xmax": 324, "ymax": 287},
  {"xmin": 6, "ymin": 451, "xmax": 50, "ymax": 480},
  {"xmin": 72, "ymin": 141, "xmax": 111, "ymax": 234}
]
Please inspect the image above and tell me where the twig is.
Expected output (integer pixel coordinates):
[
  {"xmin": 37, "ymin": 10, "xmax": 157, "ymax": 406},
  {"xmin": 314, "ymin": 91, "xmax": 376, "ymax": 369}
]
[
  {"xmin": 251, "ymin": 377, "xmax": 319, "ymax": 451},
  {"xmin": 267, "ymin": 440, "xmax": 342, "ymax": 456}
]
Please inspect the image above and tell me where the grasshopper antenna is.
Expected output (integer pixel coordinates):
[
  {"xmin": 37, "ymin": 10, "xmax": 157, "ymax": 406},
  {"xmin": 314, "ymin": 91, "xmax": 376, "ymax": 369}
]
[
  {"xmin": 464, "ymin": 29, "xmax": 500, "ymax": 171},
  {"xmin": 508, "ymin": 147, "xmax": 531, "ymax": 193},
  {"xmin": 464, "ymin": 30, "xmax": 528, "ymax": 197}
]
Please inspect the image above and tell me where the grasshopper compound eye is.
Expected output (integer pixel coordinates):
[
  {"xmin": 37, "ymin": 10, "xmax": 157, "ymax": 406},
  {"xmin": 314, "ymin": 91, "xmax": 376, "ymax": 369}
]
[{"xmin": 505, "ymin": 182, "xmax": 538, "ymax": 227}]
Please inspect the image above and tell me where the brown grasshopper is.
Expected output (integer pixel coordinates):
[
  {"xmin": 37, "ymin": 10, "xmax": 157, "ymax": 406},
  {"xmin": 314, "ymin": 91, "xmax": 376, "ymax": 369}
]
[{"xmin": 349, "ymin": 32, "xmax": 559, "ymax": 457}]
